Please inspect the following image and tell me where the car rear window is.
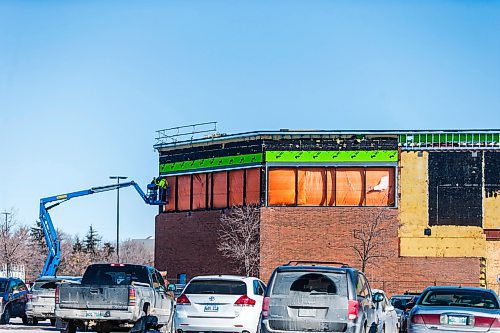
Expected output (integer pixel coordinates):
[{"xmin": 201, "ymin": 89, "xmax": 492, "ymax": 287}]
[
  {"xmin": 184, "ymin": 280, "xmax": 247, "ymax": 295},
  {"xmin": 33, "ymin": 281, "xmax": 58, "ymax": 290},
  {"xmin": 420, "ymin": 289, "xmax": 499, "ymax": 309},
  {"xmin": 271, "ymin": 271, "xmax": 348, "ymax": 297},
  {"xmin": 390, "ymin": 296, "xmax": 413, "ymax": 310},
  {"xmin": 81, "ymin": 265, "xmax": 150, "ymax": 286}
]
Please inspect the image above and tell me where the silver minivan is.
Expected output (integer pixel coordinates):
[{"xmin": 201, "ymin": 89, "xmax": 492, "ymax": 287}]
[
  {"xmin": 26, "ymin": 276, "xmax": 81, "ymax": 325},
  {"xmin": 260, "ymin": 261, "xmax": 381, "ymax": 333}
]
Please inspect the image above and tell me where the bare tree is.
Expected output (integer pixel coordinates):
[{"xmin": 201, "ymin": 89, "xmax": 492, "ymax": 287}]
[
  {"xmin": 218, "ymin": 205, "xmax": 260, "ymax": 277},
  {"xmin": 351, "ymin": 209, "xmax": 389, "ymax": 273},
  {"xmin": 0, "ymin": 209, "xmax": 30, "ymax": 276},
  {"xmin": 118, "ymin": 239, "xmax": 154, "ymax": 266}
]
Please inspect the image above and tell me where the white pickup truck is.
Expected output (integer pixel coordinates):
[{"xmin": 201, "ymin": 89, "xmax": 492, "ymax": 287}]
[{"xmin": 55, "ymin": 264, "xmax": 175, "ymax": 333}]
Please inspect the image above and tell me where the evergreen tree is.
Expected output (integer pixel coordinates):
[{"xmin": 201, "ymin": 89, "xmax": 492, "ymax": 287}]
[
  {"xmin": 30, "ymin": 220, "xmax": 47, "ymax": 254},
  {"xmin": 72, "ymin": 236, "xmax": 83, "ymax": 253},
  {"xmin": 84, "ymin": 225, "xmax": 101, "ymax": 258}
]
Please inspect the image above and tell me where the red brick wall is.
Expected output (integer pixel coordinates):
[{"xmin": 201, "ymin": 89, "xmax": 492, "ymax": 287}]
[
  {"xmin": 155, "ymin": 207, "xmax": 480, "ymax": 294},
  {"xmin": 260, "ymin": 207, "xmax": 480, "ymax": 295},
  {"xmin": 155, "ymin": 210, "xmax": 239, "ymax": 281}
]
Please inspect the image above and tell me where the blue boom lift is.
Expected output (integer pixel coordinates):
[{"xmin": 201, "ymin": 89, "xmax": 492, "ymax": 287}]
[{"xmin": 38, "ymin": 181, "xmax": 166, "ymax": 278}]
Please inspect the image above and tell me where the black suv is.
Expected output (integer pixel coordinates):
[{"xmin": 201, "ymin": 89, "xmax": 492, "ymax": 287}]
[
  {"xmin": 0, "ymin": 277, "xmax": 29, "ymax": 324},
  {"xmin": 260, "ymin": 261, "xmax": 381, "ymax": 333}
]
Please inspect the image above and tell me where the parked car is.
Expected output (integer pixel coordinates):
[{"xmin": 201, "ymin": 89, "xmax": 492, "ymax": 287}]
[
  {"xmin": 407, "ymin": 286, "xmax": 500, "ymax": 333},
  {"xmin": 26, "ymin": 276, "xmax": 81, "ymax": 326},
  {"xmin": 174, "ymin": 283, "xmax": 186, "ymax": 300},
  {"xmin": 260, "ymin": 261, "xmax": 381, "ymax": 333},
  {"xmin": 175, "ymin": 275, "xmax": 266, "ymax": 333},
  {"xmin": 55, "ymin": 263, "xmax": 176, "ymax": 333},
  {"xmin": 372, "ymin": 289, "xmax": 399, "ymax": 333},
  {"xmin": 401, "ymin": 295, "xmax": 420, "ymax": 333},
  {"xmin": 0, "ymin": 277, "xmax": 29, "ymax": 325},
  {"xmin": 390, "ymin": 294, "xmax": 415, "ymax": 332}
]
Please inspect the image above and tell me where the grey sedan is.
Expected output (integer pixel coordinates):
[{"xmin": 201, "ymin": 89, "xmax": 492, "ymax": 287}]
[{"xmin": 407, "ymin": 286, "xmax": 499, "ymax": 333}]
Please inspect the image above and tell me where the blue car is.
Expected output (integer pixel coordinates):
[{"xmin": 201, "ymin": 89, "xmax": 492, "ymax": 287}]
[{"xmin": 0, "ymin": 277, "xmax": 29, "ymax": 324}]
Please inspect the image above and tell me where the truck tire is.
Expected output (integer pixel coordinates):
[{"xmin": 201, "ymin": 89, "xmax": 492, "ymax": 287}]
[
  {"xmin": 61, "ymin": 321, "xmax": 77, "ymax": 333},
  {"xmin": 0, "ymin": 306, "xmax": 10, "ymax": 325},
  {"xmin": 23, "ymin": 317, "xmax": 38, "ymax": 326},
  {"xmin": 50, "ymin": 318, "xmax": 56, "ymax": 326}
]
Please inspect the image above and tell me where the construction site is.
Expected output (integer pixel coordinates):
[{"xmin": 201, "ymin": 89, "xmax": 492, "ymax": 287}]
[{"xmin": 153, "ymin": 124, "xmax": 500, "ymax": 294}]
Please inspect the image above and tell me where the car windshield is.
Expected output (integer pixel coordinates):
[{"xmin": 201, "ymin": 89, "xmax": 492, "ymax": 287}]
[
  {"xmin": 420, "ymin": 289, "xmax": 499, "ymax": 309},
  {"xmin": 271, "ymin": 271, "xmax": 348, "ymax": 297},
  {"xmin": 184, "ymin": 280, "xmax": 247, "ymax": 295},
  {"xmin": 81, "ymin": 265, "xmax": 150, "ymax": 286},
  {"xmin": 390, "ymin": 296, "xmax": 413, "ymax": 310},
  {"xmin": 0, "ymin": 280, "xmax": 7, "ymax": 292}
]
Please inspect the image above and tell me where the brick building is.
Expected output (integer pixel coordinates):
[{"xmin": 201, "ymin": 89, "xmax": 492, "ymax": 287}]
[{"xmin": 154, "ymin": 129, "xmax": 500, "ymax": 294}]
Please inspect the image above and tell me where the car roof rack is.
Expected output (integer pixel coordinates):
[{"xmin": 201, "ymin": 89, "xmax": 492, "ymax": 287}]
[{"xmin": 285, "ymin": 260, "xmax": 350, "ymax": 268}]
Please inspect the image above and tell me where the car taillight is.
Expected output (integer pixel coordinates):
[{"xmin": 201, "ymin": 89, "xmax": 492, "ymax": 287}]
[
  {"xmin": 55, "ymin": 287, "xmax": 60, "ymax": 304},
  {"xmin": 234, "ymin": 295, "xmax": 256, "ymax": 306},
  {"xmin": 262, "ymin": 297, "xmax": 270, "ymax": 318},
  {"xmin": 348, "ymin": 300, "xmax": 359, "ymax": 320},
  {"xmin": 128, "ymin": 288, "xmax": 136, "ymax": 306},
  {"xmin": 176, "ymin": 294, "xmax": 191, "ymax": 305},
  {"xmin": 474, "ymin": 316, "xmax": 497, "ymax": 328},
  {"xmin": 411, "ymin": 314, "xmax": 440, "ymax": 325}
]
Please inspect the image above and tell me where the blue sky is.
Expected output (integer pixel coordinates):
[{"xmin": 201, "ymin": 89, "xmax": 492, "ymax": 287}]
[{"xmin": 0, "ymin": 0, "xmax": 499, "ymax": 241}]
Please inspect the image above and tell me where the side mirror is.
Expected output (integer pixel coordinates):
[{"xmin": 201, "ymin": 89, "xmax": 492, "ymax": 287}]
[
  {"xmin": 167, "ymin": 283, "xmax": 176, "ymax": 292},
  {"xmin": 373, "ymin": 292, "xmax": 384, "ymax": 303}
]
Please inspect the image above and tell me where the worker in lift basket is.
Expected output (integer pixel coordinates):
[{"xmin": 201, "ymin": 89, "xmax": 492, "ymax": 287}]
[{"xmin": 155, "ymin": 177, "xmax": 168, "ymax": 202}]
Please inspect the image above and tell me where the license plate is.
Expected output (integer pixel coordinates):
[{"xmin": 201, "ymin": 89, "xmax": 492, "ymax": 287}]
[
  {"xmin": 204, "ymin": 305, "xmax": 219, "ymax": 312},
  {"xmin": 85, "ymin": 311, "xmax": 103, "ymax": 318},
  {"xmin": 298, "ymin": 308, "xmax": 316, "ymax": 317},
  {"xmin": 448, "ymin": 316, "xmax": 467, "ymax": 326}
]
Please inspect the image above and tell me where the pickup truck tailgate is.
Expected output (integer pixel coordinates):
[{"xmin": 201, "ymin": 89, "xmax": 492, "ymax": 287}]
[{"xmin": 59, "ymin": 285, "xmax": 129, "ymax": 310}]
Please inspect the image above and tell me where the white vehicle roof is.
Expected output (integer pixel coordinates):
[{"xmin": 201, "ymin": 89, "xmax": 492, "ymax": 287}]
[{"xmin": 189, "ymin": 275, "xmax": 259, "ymax": 281}]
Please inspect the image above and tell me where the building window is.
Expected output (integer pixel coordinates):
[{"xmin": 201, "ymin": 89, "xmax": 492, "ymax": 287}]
[
  {"xmin": 267, "ymin": 167, "xmax": 395, "ymax": 207},
  {"xmin": 163, "ymin": 168, "xmax": 262, "ymax": 212}
]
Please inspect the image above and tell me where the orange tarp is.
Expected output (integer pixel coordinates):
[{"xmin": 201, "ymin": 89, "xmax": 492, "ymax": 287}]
[
  {"xmin": 326, "ymin": 169, "xmax": 335, "ymax": 206},
  {"xmin": 192, "ymin": 173, "xmax": 207, "ymax": 210},
  {"xmin": 164, "ymin": 176, "xmax": 176, "ymax": 211},
  {"xmin": 268, "ymin": 168, "xmax": 296, "ymax": 205},
  {"xmin": 297, "ymin": 168, "xmax": 326, "ymax": 206},
  {"xmin": 212, "ymin": 171, "xmax": 228, "ymax": 208},
  {"xmin": 336, "ymin": 168, "xmax": 364, "ymax": 206},
  {"xmin": 229, "ymin": 170, "xmax": 244, "ymax": 206},
  {"xmin": 177, "ymin": 175, "xmax": 191, "ymax": 211},
  {"xmin": 245, "ymin": 168, "xmax": 261, "ymax": 205},
  {"xmin": 365, "ymin": 168, "xmax": 395, "ymax": 206}
]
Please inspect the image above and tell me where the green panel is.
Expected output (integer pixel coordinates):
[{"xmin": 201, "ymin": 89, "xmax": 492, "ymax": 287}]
[
  {"xmin": 159, "ymin": 153, "xmax": 263, "ymax": 174},
  {"xmin": 265, "ymin": 150, "xmax": 398, "ymax": 163}
]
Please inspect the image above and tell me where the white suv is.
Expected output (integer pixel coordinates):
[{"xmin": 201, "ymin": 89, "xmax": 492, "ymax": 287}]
[{"xmin": 175, "ymin": 275, "xmax": 266, "ymax": 333}]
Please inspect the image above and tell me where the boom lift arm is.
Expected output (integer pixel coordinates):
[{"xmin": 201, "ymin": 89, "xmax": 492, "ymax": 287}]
[{"xmin": 39, "ymin": 181, "xmax": 166, "ymax": 278}]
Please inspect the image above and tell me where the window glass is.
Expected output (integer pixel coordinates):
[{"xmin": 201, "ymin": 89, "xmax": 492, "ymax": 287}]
[
  {"xmin": 336, "ymin": 168, "xmax": 365, "ymax": 206},
  {"xmin": 326, "ymin": 169, "xmax": 335, "ymax": 206},
  {"xmin": 164, "ymin": 176, "xmax": 176, "ymax": 211},
  {"xmin": 420, "ymin": 289, "xmax": 499, "ymax": 309},
  {"xmin": 253, "ymin": 280, "xmax": 264, "ymax": 295},
  {"xmin": 177, "ymin": 175, "xmax": 191, "ymax": 211},
  {"xmin": 365, "ymin": 168, "xmax": 395, "ymax": 206},
  {"xmin": 268, "ymin": 169, "xmax": 296, "ymax": 206},
  {"xmin": 297, "ymin": 168, "xmax": 326, "ymax": 206},
  {"xmin": 185, "ymin": 280, "xmax": 247, "ymax": 295},
  {"xmin": 271, "ymin": 272, "xmax": 347, "ymax": 297},
  {"xmin": 245, "ymin": 168, "xmax": 261, "ymax": 205},
  {"xmin": 213, "ymin": 172, "xmax": 228, "ymax": 208},
  {"xmin": 192, "ymin": 173, "xmax": 207, "ymax": 210},
  {"xmin": 229, "ymin": 170, "xmax": 244, "ymax": 206}
]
